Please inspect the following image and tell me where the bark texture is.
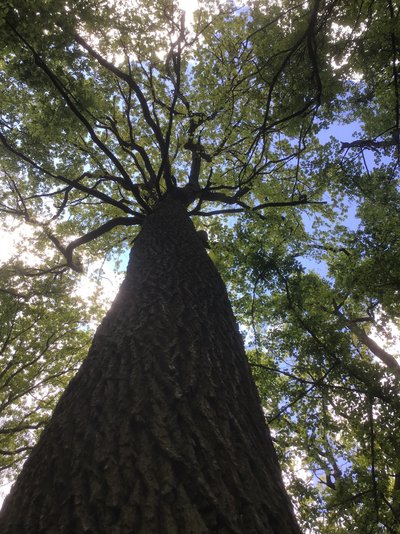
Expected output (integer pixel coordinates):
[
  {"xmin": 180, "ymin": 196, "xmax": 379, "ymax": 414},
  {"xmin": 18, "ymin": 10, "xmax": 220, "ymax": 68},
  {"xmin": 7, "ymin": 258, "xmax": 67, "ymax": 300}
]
[{"xmin": 0, "ymin": 198, "xmax": 300, "ymax": 533}]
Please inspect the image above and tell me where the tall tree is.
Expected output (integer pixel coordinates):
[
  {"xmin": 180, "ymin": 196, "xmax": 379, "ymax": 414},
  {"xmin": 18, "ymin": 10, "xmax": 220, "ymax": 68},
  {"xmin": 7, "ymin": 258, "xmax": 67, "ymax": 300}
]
[
  {"xmin": 1, "ymin": 197, "xmax": 300, "ymax": 532},
  {"xmin": 0, "ymin": 0, "xmax": 318, "ymax": 530},
  {"xmin": 0, "ymin": 0, "xmax": 399, "ymax": 531}
]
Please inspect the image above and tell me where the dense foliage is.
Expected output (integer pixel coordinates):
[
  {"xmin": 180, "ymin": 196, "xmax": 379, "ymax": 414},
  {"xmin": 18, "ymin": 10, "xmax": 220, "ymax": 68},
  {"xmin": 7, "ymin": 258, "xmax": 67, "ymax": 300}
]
[{"xmin": 0, "ymin": 0, "xmax": 399, "ymax": 530}]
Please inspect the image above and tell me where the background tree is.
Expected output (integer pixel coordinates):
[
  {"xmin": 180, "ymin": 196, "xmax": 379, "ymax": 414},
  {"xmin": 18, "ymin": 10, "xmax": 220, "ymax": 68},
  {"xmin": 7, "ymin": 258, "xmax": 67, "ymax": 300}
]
[
  {"xmin": 0, "ymin": 262, "xmax": 99, "ymax": 479},
  {"xmin": 0, "ymin": 0, "xmax": 399, "ymax": 531}
]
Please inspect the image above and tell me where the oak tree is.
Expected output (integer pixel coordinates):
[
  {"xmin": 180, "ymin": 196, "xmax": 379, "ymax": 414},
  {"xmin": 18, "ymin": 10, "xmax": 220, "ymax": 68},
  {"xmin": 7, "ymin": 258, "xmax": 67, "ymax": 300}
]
[{"xmin": 0, "ymin": 0, "xmax": 399, "ymax": 531}]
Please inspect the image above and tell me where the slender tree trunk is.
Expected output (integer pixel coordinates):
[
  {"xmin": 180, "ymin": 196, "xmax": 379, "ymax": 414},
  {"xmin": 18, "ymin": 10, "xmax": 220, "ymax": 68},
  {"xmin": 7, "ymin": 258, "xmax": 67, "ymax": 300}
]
[{"xmin": 0, "ymin": 198, "xmax": 300, "ymax": 533}]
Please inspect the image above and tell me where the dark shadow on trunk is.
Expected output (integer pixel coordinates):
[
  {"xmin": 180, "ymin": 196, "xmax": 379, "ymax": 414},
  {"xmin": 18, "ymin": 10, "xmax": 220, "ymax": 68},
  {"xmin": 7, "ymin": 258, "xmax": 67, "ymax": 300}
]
[{"xmin": 0, "ymin": 197, "xmax": 300, "ymax": 533}]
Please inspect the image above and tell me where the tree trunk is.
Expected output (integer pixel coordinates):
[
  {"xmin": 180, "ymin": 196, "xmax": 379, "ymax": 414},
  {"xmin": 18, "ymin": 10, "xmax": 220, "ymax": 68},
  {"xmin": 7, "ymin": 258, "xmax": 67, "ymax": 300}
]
[{"xmin": 0, "ymin": 198, "xmax": 300, "ymax": 533}]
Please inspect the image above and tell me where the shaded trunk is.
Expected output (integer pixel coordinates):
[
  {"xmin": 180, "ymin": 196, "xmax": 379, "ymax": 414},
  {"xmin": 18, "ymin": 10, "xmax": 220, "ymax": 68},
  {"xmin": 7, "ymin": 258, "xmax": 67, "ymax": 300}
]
[{"xmin": 0, "ymin": 198, "xmax": 300, "ymax": 533}]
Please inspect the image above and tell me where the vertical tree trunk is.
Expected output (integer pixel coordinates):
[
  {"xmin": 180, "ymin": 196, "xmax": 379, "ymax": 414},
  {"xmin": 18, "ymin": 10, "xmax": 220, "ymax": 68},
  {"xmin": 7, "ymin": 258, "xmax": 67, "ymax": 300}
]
[{"xmin": 0, "ymin": 198, "xmax": 300, "ymax": 533}]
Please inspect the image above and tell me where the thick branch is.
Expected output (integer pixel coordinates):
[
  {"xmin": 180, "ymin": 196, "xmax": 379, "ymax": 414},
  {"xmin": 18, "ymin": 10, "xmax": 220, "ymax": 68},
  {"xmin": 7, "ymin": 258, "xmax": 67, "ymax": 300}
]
[
  {"xmin": 64, "ymin": 216, "xmax": 143, "ymax": 271},
  {"xmin": 306, "ymin": 0, "xmax": 322, "ymax": 105},
  {"xmin": 102, "ymin": 112, "xmax": 158, "ymax": 186},
  {"xmin": 0, "ymin": 422, "xmax": 46, "ymax": 435},
  {"xmin": 310, "ymin": 242, "xmax": 351, "ymax": 257},
  {"xmin": 74, "ymin": 34, "xmax": 166, "ymax": 154},
  {"xmin": 341, "ymin": 132, "xmax": 400, "ymax": 151},
  {"xmin": 0, "ymin": 132, "xmax": 138, "ymax": 216},
  {"xmin": 7, "ymin": 22, "xmax": 150, "ymax": 213},
  {"xmin": 334, "ymin": 308, "xmax": 400, "ymax": 380},
  {"xmin": 191, "ymin": 191, "xmax": 325, "ymax": 216},
  {"xmin": 0, "ymin": 447, "xmax": 32, "ymax": 456},
  {"xmin": 278, "ymin": 269, "xmax": 399, "ymax": 406},
  {"xmin": 162, "ymin": 12, "xmax": 186, "ymax": 190}
]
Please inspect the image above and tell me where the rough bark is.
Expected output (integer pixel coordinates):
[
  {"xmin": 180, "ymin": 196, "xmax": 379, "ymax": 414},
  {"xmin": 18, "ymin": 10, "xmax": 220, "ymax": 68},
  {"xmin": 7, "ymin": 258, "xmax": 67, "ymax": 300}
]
[{"xmin": 0, "ymin": 197, "xmax": 300, "ymax": 533}]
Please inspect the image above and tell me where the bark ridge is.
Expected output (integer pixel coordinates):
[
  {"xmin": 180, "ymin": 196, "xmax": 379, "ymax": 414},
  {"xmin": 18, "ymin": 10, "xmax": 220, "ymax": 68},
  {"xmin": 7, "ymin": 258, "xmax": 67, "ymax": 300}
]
[{"xmin": 0, "ymin": 198, "xmax": 300, "ymax": 533}]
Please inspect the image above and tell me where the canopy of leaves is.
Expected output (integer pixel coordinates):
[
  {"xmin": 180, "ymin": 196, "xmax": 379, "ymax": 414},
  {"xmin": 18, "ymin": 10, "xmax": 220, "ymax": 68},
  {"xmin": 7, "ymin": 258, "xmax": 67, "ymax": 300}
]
[{"xmin": 0, "ymin": 0, "xmax": 399, "ymax": 530}]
